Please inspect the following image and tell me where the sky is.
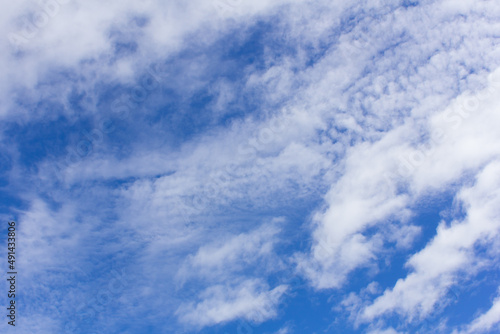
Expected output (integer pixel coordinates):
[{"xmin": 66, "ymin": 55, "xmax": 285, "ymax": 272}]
[{"xmin": 1, "ymin": 0, "xmax": 500, "ymax": 333}]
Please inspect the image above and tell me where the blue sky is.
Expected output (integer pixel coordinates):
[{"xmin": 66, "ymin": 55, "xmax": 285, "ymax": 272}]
[{"xmin": 2, "ymin": 0, "xmax": 500, "ymax": 333}]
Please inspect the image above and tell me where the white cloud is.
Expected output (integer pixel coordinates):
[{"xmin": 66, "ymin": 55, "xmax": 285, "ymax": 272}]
[
  {"xmin": 1, "ymin": 0, "xmax": 310, "ymax": 120},
  {"xmin": 367, "ymin": 328, "xmax": 402, "ymax": 334},
  {"xmin": 296, "ymin": 60, "xmax": 500, "ymax": 289},
  {"xmin": 172, "ymin": 218, "xmax": 288, "ymax": 328},
  {"xmin": 5, "ymin": 0, "xmax": 500, "ymax": 332},
  {"xmin": 17, "ymin": 199, "xmax": 85, "ymax": 278},
  {"xmin": 458, "ymin": 288, "xmax": 500, "ymax": 334},
  {"xmin": 176, "ymin": 279, "xmax": 288, "ymax": 327},
  {"xmin": 274, "ymin": 326, "xmax": 291, "ymax": 334},
  {"xmin": 362, "ymin": 159, "xmax": 500, "ymax": 321},
  {"xmin": 176, "ymin": 218, "xmax": 284, "ymax": 283}
]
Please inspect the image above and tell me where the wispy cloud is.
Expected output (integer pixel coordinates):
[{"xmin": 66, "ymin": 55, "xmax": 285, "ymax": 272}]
[
  {"xmin": 457, "ymin": 287, "xmax": 500, "ymax": 334},
  {"xmin": 2, "ymin": 0, "xmax": 500, "ymax": 333},
  {"xmin": 176, "ymin": 279, "xmax": 288, "ymax": 328}
]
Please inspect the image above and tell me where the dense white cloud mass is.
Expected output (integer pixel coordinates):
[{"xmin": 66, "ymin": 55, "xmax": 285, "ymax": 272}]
[{"xmin": 2, "ymin": 0, "xmax": 500, "ymax": 333}]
